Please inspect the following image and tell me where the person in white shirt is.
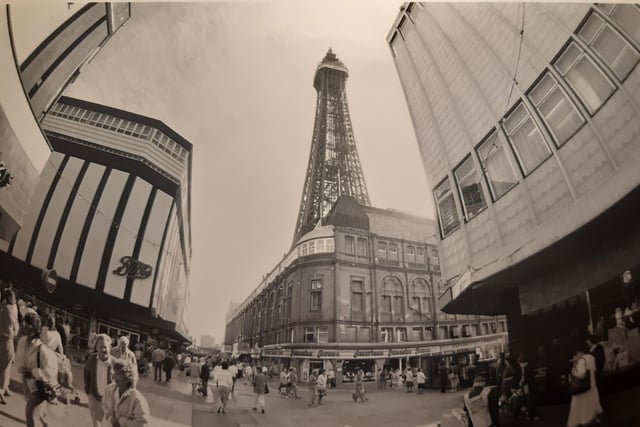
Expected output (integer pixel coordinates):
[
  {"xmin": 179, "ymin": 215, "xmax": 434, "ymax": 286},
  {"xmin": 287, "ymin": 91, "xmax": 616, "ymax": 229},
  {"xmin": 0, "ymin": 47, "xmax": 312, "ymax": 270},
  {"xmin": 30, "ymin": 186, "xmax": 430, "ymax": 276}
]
[
  {"xmin": 40, "ymin": 313, "xmax": 64, "ymax": 354},
  {"xmin": 314, "ymin": 369, "xmax": 327, "ymax": 405},
  {"xmin": 111, "ymin": 336, "xmax": 139, "ymax": 385},
  {"xmin": 416, "ymin": 368, "xmax": 427, "ymax": 395},
  {"xmin": 16, "ymin": 312, "xmax": 58, "ymax": 427},
  {"xmin": 214, "ymin": 362, "xmax": 234, "ymax": 414},
  {"xmin": 102, "ymin": 359, "xmax": 150, "ymax": 427},
  {"xmin": 84, "ymin": 334, "xmax": 114, "ymax": 426},
  {"xmin": 228, "ymin": 363, "xmax": 238, "ymax": 392}
]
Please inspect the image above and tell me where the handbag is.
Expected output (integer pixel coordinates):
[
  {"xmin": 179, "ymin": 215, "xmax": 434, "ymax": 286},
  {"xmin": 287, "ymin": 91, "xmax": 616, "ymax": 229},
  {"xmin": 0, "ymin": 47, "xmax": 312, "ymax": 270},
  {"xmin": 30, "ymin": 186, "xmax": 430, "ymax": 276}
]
[
  {"xmin": 264, "ymin": 383, "xmax": 270, "ymax": 394},
  {"xmin": 570, "ymin": 358, "xmax": 591, "ymax": 395}
]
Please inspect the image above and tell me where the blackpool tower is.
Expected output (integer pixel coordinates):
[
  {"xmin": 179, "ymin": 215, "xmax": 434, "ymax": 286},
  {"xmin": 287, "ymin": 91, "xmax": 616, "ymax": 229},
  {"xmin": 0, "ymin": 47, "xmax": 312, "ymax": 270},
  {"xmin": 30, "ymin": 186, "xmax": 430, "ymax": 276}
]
[{"xmin": 293, "ymin": 49, "xmax": 371, "ymax": 243}]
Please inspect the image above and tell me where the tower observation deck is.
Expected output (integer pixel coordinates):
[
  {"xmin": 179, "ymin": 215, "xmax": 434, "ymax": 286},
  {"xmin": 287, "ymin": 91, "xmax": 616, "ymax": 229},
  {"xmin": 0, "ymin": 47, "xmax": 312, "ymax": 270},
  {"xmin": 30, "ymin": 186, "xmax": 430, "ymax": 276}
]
[{"xmin": 293, "ymin": 49, "xmax": 371, "ymax": 244}]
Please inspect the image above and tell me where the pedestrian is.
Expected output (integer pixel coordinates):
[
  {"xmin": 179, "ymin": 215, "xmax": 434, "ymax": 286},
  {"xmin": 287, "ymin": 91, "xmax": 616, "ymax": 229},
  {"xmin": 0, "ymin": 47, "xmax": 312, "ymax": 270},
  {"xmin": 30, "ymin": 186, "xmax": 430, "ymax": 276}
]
[
  {"xmin": 16, "ymin": 311, "xmax": 58, "ymax": 427},
  {"xmin": 0, "ymin": 288, "xmax": 19, "ymax": 404},
  {"xmin": 515, "ymin": 355, "xmax": 539, "ymax": 421},
  {"xmin": 439, "ymin": 362, "xmax": 448, "ymax": 394},
  {"xmin": 111, "ymin": 336, "xmax": 139, "ymax": 385},
  {"xmin": 567, "ymin": 346, "xmax": 602, "ymax": 427},
  {"xmin": 352, "ymin": 368, "xmax": 368, "ymax": 402},
  {"xmin": 163, "ymin": 351, "xmax": 175, "ymax": 382},
  {"xmin": 228, "ymin": 361, "xmax": 238, "ymax": 392},
  {"xmin": 288, "ymin": 367, "xmax": 300, "ymax": 398},
  {"xmin": 200, "ymin": 358, "xmax": 210, "ymax": 396},
  {"xmin": 151, "ymin": 345, "xmax": 166, "ymax": 382},
  {"xmin": 189, "ymin": 357, "xmax": 201, "ymax": 393},
  {"xmin": 40, "ymin": 313, "xmax": 64, "ymax": 354},
  {"xmin": 181, "ymin": 353, "xmax": 191, "ymax": 377},
  {"xmin": 315, "ymin": 368, "xmax": 327, "ymax": 405},
  {"xmin": 252, "ymin": 366, "xmax": 268, "ymax": 414},
  {"xmin": 84, "ymin": 334, "xmax": 114, "ymax": 427},
  {"xmin": 244, "ymin": 364, "xmax": 253, "ymax": 385},
  {"xmin": 327, "ymin": 367, "xmax": 336, "ymax": 388},
  {"xmin": 378, "ymin": 368, "xmax": 387, "ymax": 389},
  {"xmin": 215, "ymin": 361, "xmax": 234, "ymax": 414},
  {"xmin": 307, "ymin": 369, "xmax": 318, "ymax": 406},
  {"xmin": 405, "ymin": 368, "xmax": 415, "ymax": 392},
  {"xmin": 102, "ymin": 359, "xmax": 150, "ymax": 426},
  {"xmin": 416, "ymin": 368, "xmax": 426, "ymax": 395},
  {"xmin": 279, "ymin": 367, "xmax": 289, "ymax": 396}
]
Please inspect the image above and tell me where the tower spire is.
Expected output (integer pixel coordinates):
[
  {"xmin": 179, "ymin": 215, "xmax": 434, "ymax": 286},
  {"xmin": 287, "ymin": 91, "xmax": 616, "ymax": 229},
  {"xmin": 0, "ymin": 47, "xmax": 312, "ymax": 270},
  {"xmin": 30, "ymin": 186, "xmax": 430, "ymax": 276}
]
[{"xmin": 293, "ymin": 49, "xmax": 370, "ymax": 244}]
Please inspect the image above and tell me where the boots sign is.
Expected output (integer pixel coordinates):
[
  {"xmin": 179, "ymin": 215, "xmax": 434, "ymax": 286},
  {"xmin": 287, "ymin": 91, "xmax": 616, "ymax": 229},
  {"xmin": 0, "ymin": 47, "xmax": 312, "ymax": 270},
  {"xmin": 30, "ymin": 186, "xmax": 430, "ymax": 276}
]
[{"xmin": 113, "ymin": 256, "xmax": 152, "ymax": 279}]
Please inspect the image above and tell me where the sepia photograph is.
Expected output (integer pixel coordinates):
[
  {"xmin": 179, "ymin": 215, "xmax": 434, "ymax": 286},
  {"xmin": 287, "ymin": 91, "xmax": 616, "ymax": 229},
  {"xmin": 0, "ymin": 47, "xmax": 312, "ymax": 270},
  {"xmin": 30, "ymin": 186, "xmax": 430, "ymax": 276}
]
[{"xmin": 0, "ymin": 1, "xmax": 639, "ymax": 426}]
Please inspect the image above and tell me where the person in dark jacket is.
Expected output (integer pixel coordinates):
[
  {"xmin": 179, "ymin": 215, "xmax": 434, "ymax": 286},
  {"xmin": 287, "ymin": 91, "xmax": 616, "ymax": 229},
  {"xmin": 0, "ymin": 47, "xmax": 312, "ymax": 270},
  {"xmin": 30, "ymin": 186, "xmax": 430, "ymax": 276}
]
[
  {"xmin": 200, "ymin": 359, "xmax": 210, "ymax": 396},
  {"xmin": 587, "ymin": 334, "xmax": 606, "ymax": 412},
  {"xmin": 163, "ymin": 351, "xmax": 175, "ymax": 383},
  {"xmin": 84, "ymin": 334, "xmax": 114, "ymax": 427},
  {"xmin": 439, "ymin": 361, "xmax": 448, "ymax": 393}
]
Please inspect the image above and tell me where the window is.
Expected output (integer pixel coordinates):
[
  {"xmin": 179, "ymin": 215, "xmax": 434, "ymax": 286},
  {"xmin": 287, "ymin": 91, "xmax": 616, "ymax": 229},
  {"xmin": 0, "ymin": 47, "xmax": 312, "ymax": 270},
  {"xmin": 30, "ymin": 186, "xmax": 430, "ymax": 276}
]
[
  {"xmin": 503, "ymin": 102, "xmax": 551, "ymax": 175},
  {"xmin": 316, "ymin": 239, "xmax": 325, "ymax": 252},
  {"xmin": 529, "ymin": 72, "xmax": 586, "ymax": 147},
  {"xmin": 377, "ymin": 241, "xmax": 387, "ymax": 253},
  {"xmin": 351, "ymin": 279, "xmax": 364, "ymax": 313},
  {"xmin": 307, "ymin": 241, "xmax": 315, "ymax": 255},
  {"xmin": 382, "ymin": 276, "xmax": 404, "ymax": 319},
  {"xmin": 439, "ymin": 326, "xmax": 448, "ymax": 339},
  {"xmin": 578, "ymin": 11, "xmax": 640, "ymax": 81},
  {"xmin": 411, "ymin": 327, "xmax": 423, "ymax": 341},
  {"xmin": 317, "ymin": 326, "xmax": 329, "ymax": 343},
  {"xmin": 326, "ymin": 238, "xmax": 335, "ymax": 253},
  {"xmin": 599, "ymin": 4, "xmax": 640, "ymax": 46},
  {"xmin": 554, "ymin": 41, "xmax": 615, "ymax": 114},
  {"xmin": 482, "ymin": 323, "xmax": 489, "ymax": 335},
  {"xmin": 344, "ymin": 235, "xmax": 355, "ymax": 254},
  {"xmin": 380, "ymin": 327, "xmax": 393, "ymax": 343},
  {"xmin": 407, "ymin": 245, "xmax": 415, "ymax": 258},
  {"xmin": 304, "ymin": 327, "xmax": 315, "ymax": 343},
  {"xmin": 409, "ymin": 279, "xmax": 431, "ymax": 315},
  {"xmin": 381, "ymin": 295, "xmax": 392, "ymax": 313},
  {"xmin": 393, "ymin": 296, "xmax": 403, "ymax": 316},
  {"xmin": 397, "ymin": 328, "xmax": 407, "ymax": 342},
  {"xmin": 357, "ymin": 238, "xmax": 367, "ymax": 256},
  {"xmin": 454, "ymin": 156, "xmax": 487, "ymax": 219},
  {"xmin": 425, "ymin": 327, "xmax": 434, "ymax": 341},
  {"xmin": 389, "ymin": 242, "xmax": 398, "ymax": 255},
  {"xmin": 476, "ymin": 131, "xmax": 518, "ymax": 200},
  {"xmin": 450, "ymin": 326, "xmax": 459, "ymax": 338},
  {"xmin": 434, "ymin": 178, "xmax": 460, "ymax": 237},
  {"xmin": 310, "ymin": 291, "xmax": 321, "ymax": 311}
]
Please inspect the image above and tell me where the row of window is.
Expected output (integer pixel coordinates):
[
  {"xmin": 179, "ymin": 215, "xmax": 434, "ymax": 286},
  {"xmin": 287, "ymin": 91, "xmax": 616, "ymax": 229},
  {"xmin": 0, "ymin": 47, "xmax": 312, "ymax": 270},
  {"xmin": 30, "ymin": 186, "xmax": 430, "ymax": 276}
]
[
  {"xmin": 49, "ymin": 103, "xmax": 189, "ymax": 164},
  {"xmin": 298, "ymin": 238, "xmax": 335, "ymax": 257},
  {"xmin": 343, "ymin": 234, "xmax": 439, "ymax": 266},
  {"xmin": 400, "ymin": 4, "xmax": 640, "ymax": 237},
  {"xmin": 244, "ymin": 320, "xmax": 506, "ymax": 345}
]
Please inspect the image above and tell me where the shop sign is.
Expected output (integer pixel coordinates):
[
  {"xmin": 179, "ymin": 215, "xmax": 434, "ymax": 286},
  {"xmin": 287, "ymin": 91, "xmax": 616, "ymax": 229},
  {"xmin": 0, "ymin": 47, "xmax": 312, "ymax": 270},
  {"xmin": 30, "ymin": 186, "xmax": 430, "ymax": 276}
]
[
  {"xmin": 262, "ymin": 348, "xmax": 291, "ymax": 357},
  {"xmin": 389, "ymin": 348, "xmax": 414, "ymax": 357},
  {"xmin": 292, "ymin": 350, "xmax": 315, "ymax": 358},
  {"xmin": 416, "ymin": 346, "xmax": 438, "ymax": 355},
  {"xmin": 317, "ymin": 349, "xmax": 340, "ymax": 358},
  {"xmin": 41, "ymin": 269, "xmax": 58, "ymax": 294},
  {"xmin": 113, "ymin": 256, "xmax": 153, "ymax": 279},
  {"xmin": 353, "ymin": 349, "xmax": 386, "ymax": 359}
]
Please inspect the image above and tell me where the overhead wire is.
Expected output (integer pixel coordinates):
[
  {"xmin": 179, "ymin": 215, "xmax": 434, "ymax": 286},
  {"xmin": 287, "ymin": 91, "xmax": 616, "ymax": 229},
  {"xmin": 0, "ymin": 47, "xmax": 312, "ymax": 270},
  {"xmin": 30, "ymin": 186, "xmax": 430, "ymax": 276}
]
[{"xmin": 503, "ymin": 3, "xmax": 527, "ymax": 116}]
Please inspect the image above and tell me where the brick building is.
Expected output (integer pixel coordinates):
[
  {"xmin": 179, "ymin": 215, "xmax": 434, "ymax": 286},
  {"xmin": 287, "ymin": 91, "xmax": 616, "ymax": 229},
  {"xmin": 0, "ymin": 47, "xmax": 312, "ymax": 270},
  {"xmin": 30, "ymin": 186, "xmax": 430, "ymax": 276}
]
[{"xmin": 225, "ymin": 196, "xmax": 507, "ymax": 387}]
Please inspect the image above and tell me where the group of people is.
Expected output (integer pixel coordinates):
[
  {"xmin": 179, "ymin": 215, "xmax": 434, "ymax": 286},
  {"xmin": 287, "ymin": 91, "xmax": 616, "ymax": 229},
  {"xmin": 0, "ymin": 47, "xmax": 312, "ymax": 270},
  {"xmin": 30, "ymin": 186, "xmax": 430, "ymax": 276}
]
[
  {"xmin": 0, "ymin": 286, "xmax": 151, "ymax": 427},
  {"xmin": 377, "ymin": 367, "xmax": 428, "ymax": 394}
]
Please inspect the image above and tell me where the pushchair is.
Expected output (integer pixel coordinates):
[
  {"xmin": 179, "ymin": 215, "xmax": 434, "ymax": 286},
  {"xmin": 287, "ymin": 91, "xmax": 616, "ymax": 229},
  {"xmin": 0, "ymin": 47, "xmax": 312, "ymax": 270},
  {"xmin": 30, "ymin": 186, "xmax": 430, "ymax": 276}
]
[{"xmin": 56, "ymin": 353, "xmax": 80, "ymax": 404}]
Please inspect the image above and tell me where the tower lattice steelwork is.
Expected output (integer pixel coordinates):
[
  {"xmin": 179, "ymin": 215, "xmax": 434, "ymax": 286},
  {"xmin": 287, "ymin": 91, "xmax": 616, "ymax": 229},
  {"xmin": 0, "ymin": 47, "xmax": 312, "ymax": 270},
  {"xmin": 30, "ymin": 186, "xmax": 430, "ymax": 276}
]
[{"xmin": 293, "ymin": 49, "xmax": 371, "ymax": 244}]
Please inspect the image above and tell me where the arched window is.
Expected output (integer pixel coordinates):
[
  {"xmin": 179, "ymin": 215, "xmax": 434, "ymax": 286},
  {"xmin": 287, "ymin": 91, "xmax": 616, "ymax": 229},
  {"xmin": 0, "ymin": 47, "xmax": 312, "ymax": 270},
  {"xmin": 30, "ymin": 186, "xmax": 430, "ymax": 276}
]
[
  {"xmin": 381, "ymin": 276, "xmax": 405, "ymax": 319},
  {"xmin": 409, "ymin": 278, "xmax": 431, "ymax": 318}
]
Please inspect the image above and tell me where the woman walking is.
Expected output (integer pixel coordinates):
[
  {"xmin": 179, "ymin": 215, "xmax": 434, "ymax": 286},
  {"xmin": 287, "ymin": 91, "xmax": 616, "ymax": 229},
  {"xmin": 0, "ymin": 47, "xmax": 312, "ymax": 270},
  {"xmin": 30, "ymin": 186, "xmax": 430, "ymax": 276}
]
[
  {"xmin": 214, "ymin": 361, "xmax": 233, "ymax": 414},
  {"xmin": 102, "ymin": 359, "xmax": 151, "ymax": 426},
  {"xmin": 352, "ymin": 368, "xmax": 368, "ymax": 402},
  {"xmin": 567, "ymin": 346, "xmax": 602, "ymax": 427},
  {"xmin": 15, "ymin": 312, "xmax": 58, "ymax": 427},
  {"xmin": 405, "ymin": 368, "xmax": 415, "ymax": 392},
  {"xmin": 252, "ymin": 366, "xmax": 268, "ymax": 414},
  {"xmin": 315, "ymin": 369, "xmax": 327, "ymax": 405},
  {"xmin": 189, "ymin": 357, "xmax": 201, "ymax": 393},
  {"xmin": 0, "ymin": 288, "xmax": 19, "ymax": 404}
]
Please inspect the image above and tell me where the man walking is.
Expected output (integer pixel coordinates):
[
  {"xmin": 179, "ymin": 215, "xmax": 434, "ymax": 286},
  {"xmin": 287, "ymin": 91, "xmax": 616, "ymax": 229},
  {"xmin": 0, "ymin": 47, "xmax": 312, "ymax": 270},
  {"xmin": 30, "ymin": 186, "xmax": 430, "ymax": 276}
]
[
  {"xmin": 151, "ymin": 345, "xmax": 166, "ymax": 382},
  {"xmin": 252, "ymin": 367, "xmax": 268, "ymax": 414},
  {"xmin": 84, "ymin": 334, "xmax": 114, "ymax": 427},
  {"xmin": 163, "ymin": 351, "xmax": 175, "ymax": 383},
  {"xmin": 110, "ymin": 336, "xmax": 138, "ymax": 385}
]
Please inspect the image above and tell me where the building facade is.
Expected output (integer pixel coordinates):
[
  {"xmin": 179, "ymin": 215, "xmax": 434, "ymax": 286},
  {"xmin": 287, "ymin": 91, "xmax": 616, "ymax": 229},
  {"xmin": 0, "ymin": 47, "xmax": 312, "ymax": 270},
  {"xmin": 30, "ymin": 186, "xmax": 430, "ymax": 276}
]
[
  {"xmin": 388, "ymin": 2, "xmax": 640, "ymax": 366},
  {"xmin": 0, "ymin": 3, "xmax": 129, "ymax": 252},
  {"xmin": 1, "ymin": 96, "xmax": 191, "ymax": 346},
  {"xmin": 226, "ymin": 196, "xmax": 507, "ymax": 387}
]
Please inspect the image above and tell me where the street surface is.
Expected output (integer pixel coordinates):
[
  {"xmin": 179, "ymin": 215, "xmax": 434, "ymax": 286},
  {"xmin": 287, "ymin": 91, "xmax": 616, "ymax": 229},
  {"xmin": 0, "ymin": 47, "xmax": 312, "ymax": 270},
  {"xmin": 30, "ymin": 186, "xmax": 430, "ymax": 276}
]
[{"xmin": 2, "ymin": 360, "xmax": 639, "ymax": 427}]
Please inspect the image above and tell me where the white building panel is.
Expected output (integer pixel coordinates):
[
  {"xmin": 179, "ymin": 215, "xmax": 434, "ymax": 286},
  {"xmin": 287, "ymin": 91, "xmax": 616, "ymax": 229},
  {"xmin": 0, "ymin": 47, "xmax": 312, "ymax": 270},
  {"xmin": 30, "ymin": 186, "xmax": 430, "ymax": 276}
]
[
  {"xmin": 103, "ymin": 177, "xmax": 152, "ymax": 299},
  {"xmin": 76, "ymin": 169, "xmax": 128, "ymax": 288}
]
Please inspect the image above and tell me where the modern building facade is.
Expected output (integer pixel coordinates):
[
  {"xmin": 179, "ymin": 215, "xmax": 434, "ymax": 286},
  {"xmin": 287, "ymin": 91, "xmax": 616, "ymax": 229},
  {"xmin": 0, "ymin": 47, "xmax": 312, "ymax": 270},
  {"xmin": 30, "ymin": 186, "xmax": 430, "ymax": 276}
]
[
  {"xmin": 1, "ymin": 96, "xmax": 192, "ymax": 346},
  {"xmin": 388, "ymin": 3, "xmax": 640, "ymax": 366},
  {"xmin": 293, "ymin": 49, "xmax": 371, "ymax": 244},
  {"xmin": 226, "ymin": 196, "xmax": 507, "ymax": 387},
  {"xmin": 0, "ymin": 3, "xmax": 129, "ymax": 252}
]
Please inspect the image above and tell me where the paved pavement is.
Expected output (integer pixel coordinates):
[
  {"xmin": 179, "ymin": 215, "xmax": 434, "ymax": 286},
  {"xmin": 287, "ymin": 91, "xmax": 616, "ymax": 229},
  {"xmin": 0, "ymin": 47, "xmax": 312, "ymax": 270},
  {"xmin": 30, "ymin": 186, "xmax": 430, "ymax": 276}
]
[{"xmin": 2, "ymin": 361, "xmax": 640, "ymax": 427}]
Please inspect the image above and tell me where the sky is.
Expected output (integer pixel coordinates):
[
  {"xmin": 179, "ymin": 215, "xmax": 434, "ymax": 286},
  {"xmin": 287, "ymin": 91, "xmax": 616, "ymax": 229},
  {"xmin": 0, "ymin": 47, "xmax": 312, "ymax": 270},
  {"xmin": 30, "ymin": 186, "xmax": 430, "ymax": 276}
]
[{"xmin": 21, "ymin": 1, "xmax": 435, "ymax": 344}]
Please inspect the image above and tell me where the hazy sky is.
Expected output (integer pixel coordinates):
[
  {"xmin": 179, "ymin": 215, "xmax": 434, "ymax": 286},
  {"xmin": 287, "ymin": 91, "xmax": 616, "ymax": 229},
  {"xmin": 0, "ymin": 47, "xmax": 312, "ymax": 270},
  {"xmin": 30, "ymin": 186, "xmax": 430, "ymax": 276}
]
[{"xmin": 58, "ymin": 1, "xmax": 433, "ymax": 344}]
